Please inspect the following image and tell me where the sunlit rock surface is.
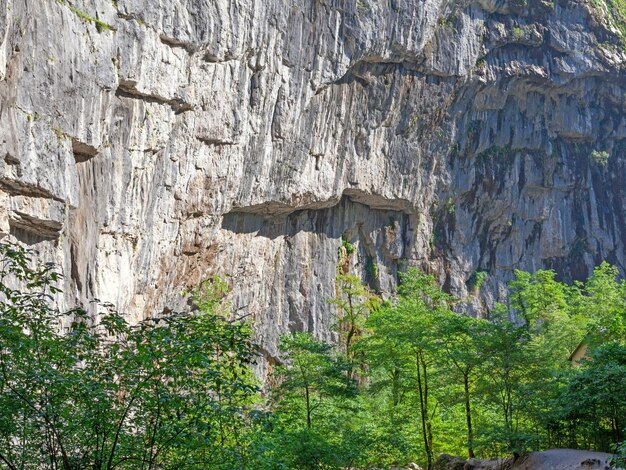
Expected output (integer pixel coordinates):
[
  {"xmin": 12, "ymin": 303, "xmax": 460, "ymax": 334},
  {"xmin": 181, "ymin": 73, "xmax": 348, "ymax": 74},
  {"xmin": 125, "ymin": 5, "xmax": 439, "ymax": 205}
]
[{"xmin": 1, "ymin": 0, "xmax": 625, "ymax": 374}]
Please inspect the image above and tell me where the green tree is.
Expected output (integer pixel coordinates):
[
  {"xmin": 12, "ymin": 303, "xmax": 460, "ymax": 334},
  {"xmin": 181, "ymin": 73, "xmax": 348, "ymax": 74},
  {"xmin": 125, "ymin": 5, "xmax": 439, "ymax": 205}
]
[
  {"xmin": 478, "ymin": 306, "xmax": 532, "ymax": 454},
  {"xmin": 581, "ymin": 262, "xmax": 626, "ymax": 343},
  {"xmin": 273, "ymin": 332, "xmax": 353, "ymax": 431},
  {"xmin": 510, "ymin": 269, "xmax": 586, "ymax": 359},
  {"xmin": 436, "ymin": 311, "xmax": 489, "ymax": 458},
  {"xmin": 0, "ymin": 243, "xmax": 258, "ymax": 469},
  {"xmin": 509, "ymin": 269, "xmax": 571, "ymax": 328},
  {"xmin": 329, "ymin": 274, "xmax": 380, "ymax": 380},
  {"xmin": 364, "ymin": 269, "xmax": 453, "ymax": 469},
  {"xmin": 259, "ymin": 332, "xmax": 358, "ymax": 469},
  {"xmin": 477, "ymin": 269, "xmax": 588, "ymax": 455},
  {"xmin": 560, "ymin": 343, "xmax": 626, "ymax": 449}
]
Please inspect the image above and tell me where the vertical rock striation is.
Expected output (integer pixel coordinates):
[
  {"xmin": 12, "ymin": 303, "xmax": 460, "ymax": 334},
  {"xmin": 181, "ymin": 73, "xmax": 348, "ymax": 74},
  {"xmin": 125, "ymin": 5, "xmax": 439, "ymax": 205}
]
[{"xmin": 1, "ymin": 0, "xmax": 626, "ymax": 371}]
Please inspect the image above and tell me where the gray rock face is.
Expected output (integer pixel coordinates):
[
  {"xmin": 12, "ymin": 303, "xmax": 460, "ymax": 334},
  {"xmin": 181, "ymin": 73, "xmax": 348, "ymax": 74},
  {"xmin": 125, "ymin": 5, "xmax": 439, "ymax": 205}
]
[{"xmin": 1, "ymin": 0, "xmax": 625, "ymax": 373}]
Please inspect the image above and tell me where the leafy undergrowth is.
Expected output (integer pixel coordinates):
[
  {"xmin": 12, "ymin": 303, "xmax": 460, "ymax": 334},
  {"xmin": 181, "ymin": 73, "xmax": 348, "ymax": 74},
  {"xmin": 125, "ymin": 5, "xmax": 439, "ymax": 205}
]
[{"xmin": 594, "ymin": 0, "xmax": 626, "ymax": 44}]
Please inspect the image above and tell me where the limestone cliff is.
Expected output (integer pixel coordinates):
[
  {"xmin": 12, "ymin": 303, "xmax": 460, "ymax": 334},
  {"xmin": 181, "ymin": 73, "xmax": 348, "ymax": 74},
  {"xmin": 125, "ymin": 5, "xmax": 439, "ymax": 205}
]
[{"xmin": 1, "ymin": 0, "xmax": 625, "ymax": 372}]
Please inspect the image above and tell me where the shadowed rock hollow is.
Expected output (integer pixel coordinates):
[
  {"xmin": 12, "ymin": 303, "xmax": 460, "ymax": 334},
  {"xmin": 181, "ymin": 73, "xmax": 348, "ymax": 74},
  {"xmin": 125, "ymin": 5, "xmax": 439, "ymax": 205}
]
[{"xmin": 1, "ymin": 0, "xmax": 626, "ymax": 374}]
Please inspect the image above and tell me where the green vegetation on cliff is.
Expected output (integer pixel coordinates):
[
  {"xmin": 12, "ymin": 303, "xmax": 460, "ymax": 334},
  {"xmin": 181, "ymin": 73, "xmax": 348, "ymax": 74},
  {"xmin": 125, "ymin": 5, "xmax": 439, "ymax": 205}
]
[{"xmin": 594, "ymin": 0, "xmax": 626, "ymax": 41}]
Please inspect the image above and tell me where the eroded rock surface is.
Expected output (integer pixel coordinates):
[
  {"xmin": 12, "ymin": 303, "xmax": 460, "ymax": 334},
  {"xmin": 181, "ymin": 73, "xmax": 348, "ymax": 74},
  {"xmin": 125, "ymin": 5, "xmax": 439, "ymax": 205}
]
[
  {"xmin": 1, "ymin": 0, "xmax": 625, "ymax": 373},
  {"xmin": 434, "ymin": 449, "xmax": 619, "ymax": 469}
]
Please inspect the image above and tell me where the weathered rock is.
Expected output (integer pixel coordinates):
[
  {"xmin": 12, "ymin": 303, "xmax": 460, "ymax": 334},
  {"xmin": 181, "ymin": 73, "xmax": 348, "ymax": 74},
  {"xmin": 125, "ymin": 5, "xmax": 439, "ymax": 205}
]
[
  {"xmin": 1, "ymin": 0, "xmax": 626, "ymax": 375},
  {"xmin": 434, "ymin": 449, "xmax": 619, "ymax": 469},
  {"xmin": 406, "ymin": 463, "xmax": 424, "ymax": 470},
  {"xmin": 434, "ymin": 453, "xmax": 467, "ymax": 470}
]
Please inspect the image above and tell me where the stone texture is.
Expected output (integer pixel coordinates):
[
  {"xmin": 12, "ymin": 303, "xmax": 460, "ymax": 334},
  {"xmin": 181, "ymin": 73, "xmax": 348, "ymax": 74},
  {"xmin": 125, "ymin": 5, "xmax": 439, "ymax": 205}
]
[{"xmin": 1, "ymin": 0, "xmax": 626, "ymax": 375}]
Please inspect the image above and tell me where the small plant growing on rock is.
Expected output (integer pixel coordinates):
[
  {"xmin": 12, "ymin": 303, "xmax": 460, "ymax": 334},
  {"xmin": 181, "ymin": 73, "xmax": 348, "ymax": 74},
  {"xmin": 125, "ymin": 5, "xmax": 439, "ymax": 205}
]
[
  {"xmin": 446, "ymin": 196, "xmax": 456, "ymax": 215},
  {"xmin": 52, "ymin": 126, "xmax": 67, "ymax": 141},
  {"xmin": 429, "ymin": 230, "xmax": 436, "ymax": 249},
  {"xmin": 356, "ymin": 0, "xmax": 370, "ymax": 15},
  {"xmin": 591, "ymin": 149, "xmax": 610, "ymax": 166},
  {"xmin": 469, "ymin": 270, "xmax": 488, "ymax": 292},
  {"xmin": 337, "ymin": 238, "xmax": 356, "ymax": 274},
  {"xmin": 57, "ymin": 0, "xmax": 113, "ymax": 33},
  {"xmin": 338, "ymin": 237, "xmax": 355, "ymax": 258},
  {"xmin": 365, "ymin": 255, "xmax": 379, "ymax": 283},
  {"xmin": 593, "ymin": 0, "xmax": 626, "ymax": 46},
  {"xmin": 467, "ymin": 121, "xmax": 480, "ymax": 139}
]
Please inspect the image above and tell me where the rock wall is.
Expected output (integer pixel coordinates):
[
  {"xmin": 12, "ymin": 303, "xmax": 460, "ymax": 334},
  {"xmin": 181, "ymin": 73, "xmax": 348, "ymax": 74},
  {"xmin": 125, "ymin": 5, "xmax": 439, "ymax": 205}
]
[{"xmin": 1, "ymin": 0, "xmax": 626, "ymax": 371}]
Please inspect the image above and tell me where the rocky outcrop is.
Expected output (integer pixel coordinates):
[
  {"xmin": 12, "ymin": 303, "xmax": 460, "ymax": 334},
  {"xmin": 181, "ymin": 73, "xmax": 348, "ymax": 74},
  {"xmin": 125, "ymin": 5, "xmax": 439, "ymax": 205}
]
[
  {"xmin": 434, "ymin": 449, "xmax": 619, "ymax": 469},
  {"xmin": 1, "ymin": 0, "xmax": 626, "ymax": 373}
]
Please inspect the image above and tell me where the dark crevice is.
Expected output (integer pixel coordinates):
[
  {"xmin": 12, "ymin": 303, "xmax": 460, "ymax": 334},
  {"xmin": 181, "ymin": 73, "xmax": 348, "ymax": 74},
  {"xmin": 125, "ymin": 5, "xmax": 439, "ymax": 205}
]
[
  {"xmin": 9, "ymin": 224, "xmax": 59, "ymax": 245},
  {"xmin": 72, "ymin": 138, "xmax": 99, "ymax": 163},
  {"xmin": 159, "ymin": 34, "xmax": 194, "ymax": 53},
  {"xmin": 9, "ymin": 212, "xmax": 62, "ymax": 235},
  {"xmin": 4, "ymin": 153, "xmax": 19, "ymax": 165},
  {"xmin": 228, "ymin": 190, "xmax": 413, "ymax": 219},
  {"xmin": 70, "ymin": 243, "xmax": 83, "ymax": 292},
  {"xmin": 357, "ymin": 223, "xmax": 381, "ymax": 293},
  {"xmin": 116, "ymin": 11, "xmax": 145, "ymax": 25},
  {"xmin": 222, "ymin": 195, "xmax": 411, "ymax": 239},
  {"xmin": 201, "ymin": 51, "xmax": 241, "ymax": 64},
  {"xmin": 332, "ymin": 60, "xmax": 422, "ymax": 88},
  {"xmin": 116, "ymin": 81, "xmax": 193, "ymax": 114},
  {"xmin": 196, "ymin": 136, "xmax": 235, "ymax": 146},
  {"xmin": 0, "ymin": 178, "xmax": 65, "ymax": 203}
]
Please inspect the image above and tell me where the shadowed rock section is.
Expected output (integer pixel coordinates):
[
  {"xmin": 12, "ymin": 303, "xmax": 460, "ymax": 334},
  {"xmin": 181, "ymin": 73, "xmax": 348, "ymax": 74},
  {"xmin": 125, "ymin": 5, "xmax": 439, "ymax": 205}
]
[{"xmin": 215, "ymin": 196, "xmax": 415, "ymax": 372}]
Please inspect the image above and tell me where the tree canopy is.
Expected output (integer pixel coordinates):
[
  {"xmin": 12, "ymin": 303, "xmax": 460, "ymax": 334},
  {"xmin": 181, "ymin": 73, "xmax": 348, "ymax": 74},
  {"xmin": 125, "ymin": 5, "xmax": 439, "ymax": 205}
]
[{"xmin": 0, "ymin": 243, "xmax": 624, "ymax": 469}]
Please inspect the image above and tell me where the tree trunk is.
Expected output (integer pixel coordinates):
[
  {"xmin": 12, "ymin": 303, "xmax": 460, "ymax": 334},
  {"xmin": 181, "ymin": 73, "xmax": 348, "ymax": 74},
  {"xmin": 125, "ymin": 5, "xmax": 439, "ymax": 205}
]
[
  {"xmin": 305, "ymin": 385, "xmax": 312, "ymax": 429},
  {"xmin": 464, "ymin": 373, "xmax": 475, "ymax": 459},
  {"xmin": 346, "ymin": 293, "xmax": 355, "ymax": 381},
  {"xmin": 422, "ymin": 356, "xmax": 433, "ymax": 464},
  {"xmin": 416, "ymin": 352, "xmax": 432, "ymax": 470}
]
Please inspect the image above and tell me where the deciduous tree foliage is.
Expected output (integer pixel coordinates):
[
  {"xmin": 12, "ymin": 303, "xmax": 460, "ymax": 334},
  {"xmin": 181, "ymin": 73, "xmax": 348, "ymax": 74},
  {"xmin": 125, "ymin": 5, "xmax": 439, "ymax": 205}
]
[
  {"xmin": 328, "ymin": 274, "xmax": 381, "ymax": 381},
  {"xmin": 0, "ymin": 244, "xmax": 258, "ymax": 469},
  {"xmin": 1, "ymin": 243, "xmax": 625, "ymax": 469},
  {"xmin": 258, "ymin": 267, "xmax": 623, "ymax": 468}
]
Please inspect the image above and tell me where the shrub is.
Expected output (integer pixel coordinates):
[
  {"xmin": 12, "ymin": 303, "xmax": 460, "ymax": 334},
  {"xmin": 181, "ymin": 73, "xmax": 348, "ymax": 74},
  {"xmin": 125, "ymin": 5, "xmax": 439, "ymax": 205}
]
[
  {"xmin": 469, "ymin": 270, "xmax": 489, "ymax": 291},
  {"xmin": 591, "ymin": 149, "xmax": 610, "ymax": 166}
]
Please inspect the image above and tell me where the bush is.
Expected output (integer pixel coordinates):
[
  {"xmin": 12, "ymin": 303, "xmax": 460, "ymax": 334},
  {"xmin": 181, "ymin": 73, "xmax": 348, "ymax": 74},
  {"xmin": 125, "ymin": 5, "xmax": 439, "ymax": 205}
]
[
  {"xmin": 591, "ymin": 149, "xmax": 610, "ymax": 166},
  {"xmin": 469, "ymin": 270, "xmax": 488, "ymax": 291}
]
